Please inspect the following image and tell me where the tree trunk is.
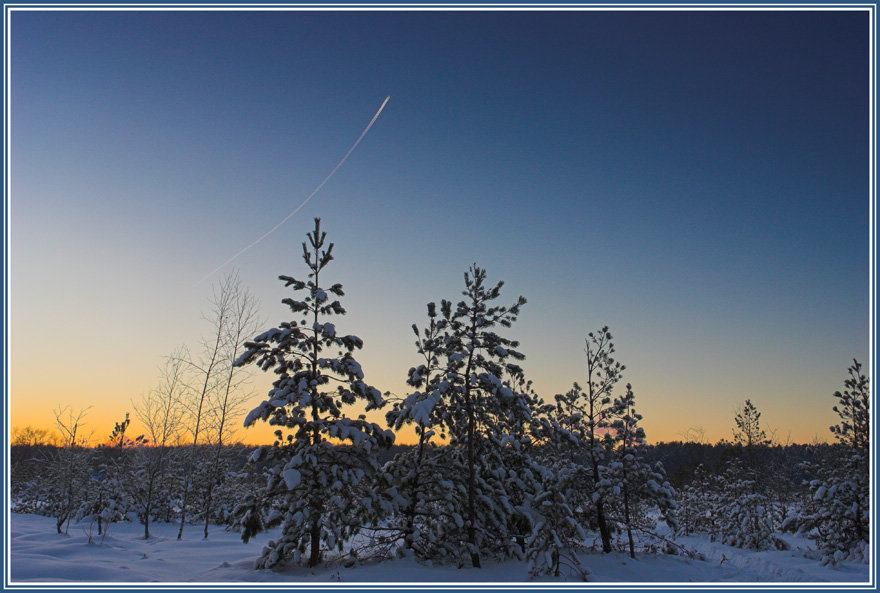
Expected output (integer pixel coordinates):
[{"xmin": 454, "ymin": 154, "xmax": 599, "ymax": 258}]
[
  {"xmin": 308, "ymin": 514, "xmax": 322, "ymax": 567},
  {"xmin": 590, "ymin": 444, "xmax": 612, "ymax": 553},
  {"xmin": 97, "ymin": 491, "xmax": 103, "ymax": 536},
  {"xmin": 306, "ymin": 252, "xmax": 324, "ymax": 568},
  {"xmin": 144, "ymin": 472, "xmax": 155, "ymax": 539},
  {"xmin": 465, "ymin": 390, "xmax": 480, "ymax": 567},
  {"xmin": 179, "ymin": 339, "xmax": 221, "ymax": 540},
  {"xmin": 587, "ymin": 375, "xmax": 612, "ymax": 554},
  {"xmin": 853, "ymin": 455, "xmax": 865, "ymax": 543},
  {"xmin": 623, "ymin": 481, "xmax": 634, "ymax": 559},
  {"xmin": 595, "ymin": 496, "xmax": 612, "ymax": 553},
  {"xmin": 203, "ymin": 481, "xmax": 214, "ymax": 539},
  {"xmin": 463, "ymin": 322, "xmax": 481, "ymax": 569},
  {"xmin": 466, "ymin": 424, "xmax": 480, "ymax": 568},
  {"xmin": 405, "ymin": 430, "xmax": 427, "ymax": 548}
]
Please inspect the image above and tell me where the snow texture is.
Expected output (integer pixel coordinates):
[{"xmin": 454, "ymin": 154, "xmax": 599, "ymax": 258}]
[{"xmin": 8, "ymin": 513, "xmax": 869, "ymax": 584}]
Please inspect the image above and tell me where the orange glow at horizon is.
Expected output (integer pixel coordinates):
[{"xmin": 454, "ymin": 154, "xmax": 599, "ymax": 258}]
[
  {"xmin": 10, "ymin": 375, "xmax": 840, "ymax": 448},
  {"xmin": 8, "ymin": 284, "xmax": 848, "ymax": 451}
]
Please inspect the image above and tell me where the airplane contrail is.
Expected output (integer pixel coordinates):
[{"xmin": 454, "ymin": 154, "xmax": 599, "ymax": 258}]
[{"xmin": 199, "ymin": 95, "xmax": 391, "ymax": 285}]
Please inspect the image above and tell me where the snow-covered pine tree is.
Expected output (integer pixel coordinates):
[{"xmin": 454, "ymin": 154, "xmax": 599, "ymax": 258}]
[
  {"xmin": 76, "ymin": 413, "xmax": 140, "ymax": 537},
  {"xmin": 77, "ymin": 467, "xmax": 112, "ymax": 541},
  {"xmin": 555, "ymin": 326, "xmax": 624, "ymax": 553},
  {"xmin": 158, "ymin": 446, "xmax": 187, "ymax": 524},
  {"xmin": 830, "ymin": 359, "xmax": 870, "ymax": 451},
  {"xmin": 790, "ymin": 359, "xmax": 870, "ymax": 564},
  {"xmin": 675, "ymin": 464, "xmax": 717, "ymax": 537},
  {"xmin": 710, "ymin": 457, "xmax": 788, "ymax": 550},
  {"xmin": 732, "ymin": 398, "xmax": 771, "ymax": 495},
  {"xmin": 498, "ymin": 374, "xmax": 544, "ymax": 560},
  {"xmin": 382, "ymin": 302, "xmax": 460, "ymax": 559},
  {"xmin": 603, "ymin": 383, "xmax": 677, "ymax": 558},
  {"xmin": 525, "ymin": 402, "xmax": 588, "ymax": 578},
  {"xmin": 428, "ymin": 265, "xmax": 532, "ymax": 568},
  {"xmin": 233, "ymin": 218, "xmax": 394, "ymax": 568},
  {"xmin": 10, "ymin": 431, "xmax": 54, "ymax": 517},
  {"xmin": 371, "ymin": 446, "xmax": 463, "ymax": 563},
  {"xmin": 696, "ymin": 400, "xmax": 787, "ymax": 551},
  {"xmin": 210, "ymin": 447, "xmax": 264, "ymax": 528}
]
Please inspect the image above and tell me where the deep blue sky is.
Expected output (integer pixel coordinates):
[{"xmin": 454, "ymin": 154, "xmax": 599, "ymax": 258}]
[{"xmin": 10, "ymin": 9, "xmax": 871, "ymax": 443}]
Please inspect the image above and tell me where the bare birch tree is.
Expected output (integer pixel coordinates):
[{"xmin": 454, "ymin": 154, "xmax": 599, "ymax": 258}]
[
  {"xmin": 130, "ymin": 350, "xmax": 186, "ymax": 539},
  {"xmin": 49, "ymin": 406, "xmax": 92, "ymax": 534},
  {"xmin": 200, "ymin": 273, "xmax": 260, "ymax": 538},
  {"xmin": 175, "ymin": 272, "xmax": 256, "ymax": 539}
]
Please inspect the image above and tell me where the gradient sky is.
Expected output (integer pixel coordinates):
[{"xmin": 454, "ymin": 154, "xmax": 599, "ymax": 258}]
[{"xmin": 8, "ymin": 8, "xmax": 872, "ymax": 446}]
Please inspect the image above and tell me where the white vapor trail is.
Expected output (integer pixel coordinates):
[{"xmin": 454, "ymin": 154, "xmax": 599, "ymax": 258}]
[{"xmin": 198, "ymin": 95, "xmax": 391, "ymax": 285}]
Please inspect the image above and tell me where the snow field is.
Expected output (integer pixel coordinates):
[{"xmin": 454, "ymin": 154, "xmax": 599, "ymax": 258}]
[{"xmin": 8, "ymin": 513, "xmax": 869, "ymax": 584}]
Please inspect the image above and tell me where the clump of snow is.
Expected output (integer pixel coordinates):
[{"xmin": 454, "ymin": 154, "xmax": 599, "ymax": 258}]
[{"xmin": 282, "ymin": 467, "xmax": 301, "ymax": 490}]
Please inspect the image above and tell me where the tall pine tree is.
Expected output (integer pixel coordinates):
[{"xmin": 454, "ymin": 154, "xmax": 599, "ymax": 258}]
[
  {"xmin": 383, "ymin": 277, "xmax": 538, "ymax": 567},
  {"xmin": 555, "ymin": 326, "xmax": 624, "ymax": 553},
  {"xmin": 383, "ymin": 302, "xmax": 460, "ymax": 558},
  {"xmin": 604, "ymin": 383, "xmax": 677, "ymax": 558},
  {"xmin": 234, "ymin": 218, "xmax": 393, "ymax": 568},
  {"xmin": 437, "ymin": 266, "xmax": 532, "ymax": 567}
]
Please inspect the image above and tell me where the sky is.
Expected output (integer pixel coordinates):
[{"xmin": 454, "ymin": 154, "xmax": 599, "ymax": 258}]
[{"xmin": 7, "ymin": 8, "xmax": 872, "ymax": 446}]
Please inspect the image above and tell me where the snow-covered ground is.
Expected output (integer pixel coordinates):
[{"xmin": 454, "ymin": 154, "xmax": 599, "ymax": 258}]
[{"xmin": 7, "ymin": 513, "xmax": 870, "ymax": 585}]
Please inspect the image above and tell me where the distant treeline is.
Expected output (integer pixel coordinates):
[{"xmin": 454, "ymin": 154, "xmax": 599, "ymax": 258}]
[{"xmin": 11, "ymin": 439, "xmax": 846, "ymax": 491}]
